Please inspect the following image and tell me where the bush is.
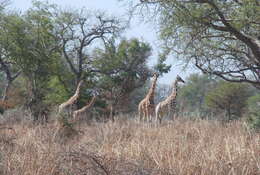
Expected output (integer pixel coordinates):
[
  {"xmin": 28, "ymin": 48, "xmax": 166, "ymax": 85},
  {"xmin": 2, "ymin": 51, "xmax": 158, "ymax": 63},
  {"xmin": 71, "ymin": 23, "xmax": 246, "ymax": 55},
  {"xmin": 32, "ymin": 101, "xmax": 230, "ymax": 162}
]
[
  {"xmin": 205, "ymin": 82, "xmax": 250, "ymax": 121},
  {"xmin": 247, "ymin": 94, "xmax": 260, "ymax": 131},
  {"xmin": 178, "ymin": 73, "xmax": 216, "ymax": 115}
]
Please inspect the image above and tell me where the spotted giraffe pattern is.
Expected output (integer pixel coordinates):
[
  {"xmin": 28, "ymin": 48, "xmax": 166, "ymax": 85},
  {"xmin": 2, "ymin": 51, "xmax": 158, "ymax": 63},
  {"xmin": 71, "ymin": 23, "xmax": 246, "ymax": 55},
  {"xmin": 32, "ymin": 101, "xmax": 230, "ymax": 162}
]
[
  {"xmin": 138, "ymin": 73, "xmax": 158, "ymax": 122},
  {"xmin": 155, "ymin": 75, "xmax": 185, "ymax": 124}
]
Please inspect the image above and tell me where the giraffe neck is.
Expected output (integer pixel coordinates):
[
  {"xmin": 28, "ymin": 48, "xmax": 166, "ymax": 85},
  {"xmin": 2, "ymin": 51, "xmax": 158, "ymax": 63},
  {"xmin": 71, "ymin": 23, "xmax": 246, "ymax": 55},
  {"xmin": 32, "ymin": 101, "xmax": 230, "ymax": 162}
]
[
  {"xmin": 87, "ymin": 96, "xmax": 96, "ymax": 108},
  {"xmin": 67, "ymin": 80, "xmax": 82, "ymax": 105},
  {"xmin": 170, "ymin": 79, "xmax": 179, "ymax": 99},
  {"xmin": 147, "ymin": 76, "xmax": 157, "ymax": 100},
  {"xmin": 75, "ymin": 83, "xmax": 81, "ymax": 95},
  {"xmin": 74, "ymin": 80, "xmax": 83, "ymax": 96}
]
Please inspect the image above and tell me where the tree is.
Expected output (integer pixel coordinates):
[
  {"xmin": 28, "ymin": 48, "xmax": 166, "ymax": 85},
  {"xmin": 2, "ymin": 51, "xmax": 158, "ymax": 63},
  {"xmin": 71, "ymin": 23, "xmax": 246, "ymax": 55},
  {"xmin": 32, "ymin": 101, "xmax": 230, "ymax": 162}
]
[
  {"xmin": 0, "ymin": 12, "xmax": 22, "ymax": 102},
  {"xmin": 92, "ymin": 38, "xmax": 167, "ymax": 119},
  {"xmin": 0, "ymin": 0, "xmax": 9, "ymax": 10},
  {"xmin": 178, "ymin": 73, "xmax": 216, "ymax": 114},
  {"xmin": 54, "ymin": 8, "xmax": 124, "ymax": 88},
  {"xmin": 126, "ymin": 0, "xmax": 260, "ymax": 88},
  {"xmin": 3, "ymin": 1, "xmax": 61, "ymax": 121},
  {"xmin": 205, "ymin": 81, "xmax": 251, "ymax": 121}
]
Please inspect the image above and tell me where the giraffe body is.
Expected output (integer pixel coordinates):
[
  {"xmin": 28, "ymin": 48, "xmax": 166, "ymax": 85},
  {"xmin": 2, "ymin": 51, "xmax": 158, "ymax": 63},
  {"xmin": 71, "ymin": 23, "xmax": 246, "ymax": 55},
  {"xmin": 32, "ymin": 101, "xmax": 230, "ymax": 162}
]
[
  {"xmin": 138, "ymin": 73, "xmax": 158, "ymax": 122},
  {"xmin": 156, "ymin": 75, "xmax": 185, "ymax": 124}
]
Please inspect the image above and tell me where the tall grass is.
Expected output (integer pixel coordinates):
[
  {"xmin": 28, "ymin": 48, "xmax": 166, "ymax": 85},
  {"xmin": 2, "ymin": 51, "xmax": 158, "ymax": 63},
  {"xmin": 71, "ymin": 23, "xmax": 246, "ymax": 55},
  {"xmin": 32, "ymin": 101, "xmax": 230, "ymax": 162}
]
[{"xmin": 0, "ymin": 116, "xmax": 259, "ymax": 175}]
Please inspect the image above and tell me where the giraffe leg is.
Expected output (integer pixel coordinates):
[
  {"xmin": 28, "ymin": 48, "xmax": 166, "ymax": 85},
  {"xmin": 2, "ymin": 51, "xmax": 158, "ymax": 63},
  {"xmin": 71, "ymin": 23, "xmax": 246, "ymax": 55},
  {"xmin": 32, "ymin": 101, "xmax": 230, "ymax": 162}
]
[
  {"xmin": 155, "ymin": 104, "xmax": 159, "ymax": 123},
  {"xmin": 142, "ymin": 108, "xmax": 147, "ymax": 122},
  {"xmin": 143, "ymin": 107, "xmax": 147, "ymax": 122},
  {"xmin": 173, "ymin": 112, "xmax": 176, "ymax": 121},
  {"xmin": 142, "ymin": 104, "xmax": 146, "ymax": 122},
  {"xmin": 158, "ymin": 115, "xmax": 162, "ymax": 124},
  {"xmin": 139, "ymin": 109, "xmax": 143, "ymax": 123},
  {"xmin": 148, "ymin": 113, "xmax": 152, "ymax": 123},
  {"xmin": 155, "ymin": 103, "xmax": 162, "ymax": 124},
  {"xmin": 141, "ymin": 106, "xmax": 146, "ymax": 122},
  {"xmin": 138, "ymin": 110, "xmax": 141, "ymax": 122},
  {"xmin": 167, "ymin": 106, "xmax": 172, "ymax": 120},
  {"xmin": 144, "ymin": 104, "xmax": 149, "ymax": 122},
  {"xmin": 158, "ymin": 110, "xmax": 162, "ymax": 124},
  {"xmin": 171, "ymin": 109, "xmax": 176, "ymax": 121},
  {"xmin": 147, "ymin": 107, "xmax": 151, "ymax": 122},
  {"xmin": 150, "ymin": 108, "xmax": 154, "ymax": 123},
  {"xmin": 148, "ymin": 107, "xmax": 152, "ymax": 123},
  {"xmin": 146, "ymin": 106, "xmax": 150, "ymax": 122}
]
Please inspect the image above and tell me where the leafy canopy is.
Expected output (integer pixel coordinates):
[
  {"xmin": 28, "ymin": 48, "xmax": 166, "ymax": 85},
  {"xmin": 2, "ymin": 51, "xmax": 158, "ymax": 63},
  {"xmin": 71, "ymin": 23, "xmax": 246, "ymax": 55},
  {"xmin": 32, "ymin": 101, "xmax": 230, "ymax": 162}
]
[
  {"xmin": 205, "ymin": 81, "xmax": 251, "ymax": 120},
  {"xmin": 127, "ymin": 0, "xmax": 260, "ymax": 88}
]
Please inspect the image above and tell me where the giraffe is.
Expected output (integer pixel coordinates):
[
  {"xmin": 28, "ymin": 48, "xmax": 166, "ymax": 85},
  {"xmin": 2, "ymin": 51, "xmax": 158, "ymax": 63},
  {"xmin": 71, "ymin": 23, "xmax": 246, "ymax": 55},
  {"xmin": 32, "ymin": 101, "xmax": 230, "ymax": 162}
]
[
  {"xmin": 155, "ymin": 75, "xmax": 185, "ymax": 124},
  {"xmin": 138, "ymin": 73, "xmax": 158, "ymax": 122},
  {"xmin": 58, "ymin": 80, "xmax": 83, "ymax": 115},
  {"xmin": 72, "ymin": 95, "xmax": 96, "ymax": 120}
]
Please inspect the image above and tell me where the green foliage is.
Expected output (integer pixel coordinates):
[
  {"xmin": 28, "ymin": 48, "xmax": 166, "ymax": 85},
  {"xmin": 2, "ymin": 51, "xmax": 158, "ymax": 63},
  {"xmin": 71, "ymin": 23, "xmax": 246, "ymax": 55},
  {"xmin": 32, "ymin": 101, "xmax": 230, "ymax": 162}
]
[
  {"xmin": 0, "ymin": 1, "xmax": 172, "ymax": 121},
  {"xmin": 246, "ymin": 94, "xmax": 260, "ymax": 131},
  {"xmin": 94, "ymin": 39, "xmax": 150, "ymax": 77},
  {"xmin": 1, "ymin": 3, "xmax": 58, "ymax": 84},
  {"xmin": 93, "ymin": 38, "xmax": 154, "ymax": 113},
  {"xmin": 0, "ymin": 12, "xmax": 23, "ymax": 99},
  {"xmin": 154, "ymin": 52, "xmax": 171, "ymax": 75},
  {"xmin": 0, "ymin": 2, "xmax": 61, "ymax": 120},
  {"xmin": 133, "ymin": 0, "xmax": 260, "ymax": 87},
  {"xmin": 44, "ymin": 77, "xmax": 70, "ymax": 105},
  {"xmin": 205, "ymin": 81, "xmax": 251, "ymax": 120}
]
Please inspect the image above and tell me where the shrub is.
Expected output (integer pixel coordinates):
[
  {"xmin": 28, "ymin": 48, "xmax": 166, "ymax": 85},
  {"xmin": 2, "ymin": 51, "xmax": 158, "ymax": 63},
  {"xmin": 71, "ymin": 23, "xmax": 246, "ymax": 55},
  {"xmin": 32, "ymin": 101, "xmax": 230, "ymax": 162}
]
[
  {"xmin": 205, "ymin": 81, "xmax": 250, "ymax": 121},
  {"xmin": 178, "ymin": 73, "xmax": 216, "ymax": 115},
  {"xmin": 247, "ymin": 94, "xmax": 260, "ymax": 131}
]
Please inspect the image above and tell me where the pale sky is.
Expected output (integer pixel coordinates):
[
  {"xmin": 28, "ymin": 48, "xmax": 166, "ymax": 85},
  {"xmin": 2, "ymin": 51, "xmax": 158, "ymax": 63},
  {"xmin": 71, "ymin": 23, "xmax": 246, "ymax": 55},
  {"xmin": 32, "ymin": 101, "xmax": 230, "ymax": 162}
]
[{"xmin": 10, "ymin": 0, "xmax": 197, "ymax": 84}]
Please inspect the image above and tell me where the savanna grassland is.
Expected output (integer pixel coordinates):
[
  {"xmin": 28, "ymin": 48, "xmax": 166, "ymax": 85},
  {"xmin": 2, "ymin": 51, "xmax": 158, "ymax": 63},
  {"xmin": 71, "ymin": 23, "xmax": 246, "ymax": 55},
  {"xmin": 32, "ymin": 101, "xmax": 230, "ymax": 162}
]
[
  {"xmin": 0, "ymin": 116, "xmax": 259, "ymax": 175},
  {"xmin": 0, "ymin": 0, "xmax": 259, "ymax": 174}
]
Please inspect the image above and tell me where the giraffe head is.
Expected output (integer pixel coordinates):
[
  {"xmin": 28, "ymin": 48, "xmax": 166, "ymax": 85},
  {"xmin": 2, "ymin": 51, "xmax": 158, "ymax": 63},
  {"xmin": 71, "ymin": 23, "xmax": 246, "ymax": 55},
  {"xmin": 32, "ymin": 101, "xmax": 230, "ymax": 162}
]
[
  {"xmin": 78, "ymin": 80, "xmax": 84, "ymax": 87},
  {"xmin": 176, "ymin": 75, "xmax": 185, "ymax": 83},
  {"xmin": 152, "ymin": 72, "xmax": 159, "ymax": 80}
]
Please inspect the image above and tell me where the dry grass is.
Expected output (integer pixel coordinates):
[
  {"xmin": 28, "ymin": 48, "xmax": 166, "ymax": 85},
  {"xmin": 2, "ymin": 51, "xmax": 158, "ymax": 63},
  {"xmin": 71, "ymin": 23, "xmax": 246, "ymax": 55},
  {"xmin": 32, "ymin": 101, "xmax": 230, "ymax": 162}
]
[{"xmin": 0, "ymin": 117, "xmax": 259, "ymax": 175}]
